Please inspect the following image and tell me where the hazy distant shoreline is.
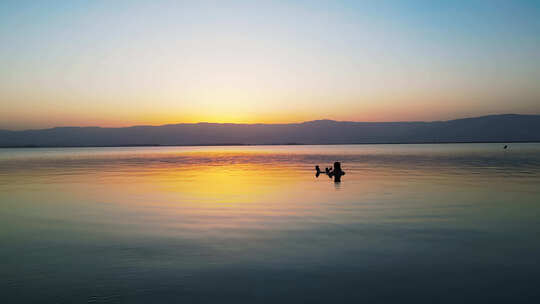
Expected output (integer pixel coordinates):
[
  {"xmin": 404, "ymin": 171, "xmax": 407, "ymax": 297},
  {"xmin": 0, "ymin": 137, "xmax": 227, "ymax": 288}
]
[
  {"xmin": 1, "ymin": 140, "xmax": 539, "ymax": 149},
  {"xmin": 1, "ymin": 114, "xmax": 539, "ymax": 148}
]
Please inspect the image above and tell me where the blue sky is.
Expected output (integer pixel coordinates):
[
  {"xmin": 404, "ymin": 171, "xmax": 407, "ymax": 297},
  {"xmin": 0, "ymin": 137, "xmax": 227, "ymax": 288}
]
[{"xmin": 1, "ymin": 0, "xmax": 539, "ymax": 129}]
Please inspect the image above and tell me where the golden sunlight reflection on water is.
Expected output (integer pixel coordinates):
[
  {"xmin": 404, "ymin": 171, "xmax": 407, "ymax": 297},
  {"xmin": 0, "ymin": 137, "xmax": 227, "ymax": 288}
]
[{"xmin": 1, "ymin": 144, "xmax": 540, "ymax": 303}]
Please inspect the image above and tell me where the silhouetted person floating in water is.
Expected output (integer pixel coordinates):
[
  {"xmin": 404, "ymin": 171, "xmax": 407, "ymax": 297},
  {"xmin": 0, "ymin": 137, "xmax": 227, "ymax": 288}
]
[
  {"xmin": 315, "ymin": 161, "xmax": 345, "ymax": 183},
  {"xmin": 329, "ymin": 162, "xmax": 345, "ymax": 182}
]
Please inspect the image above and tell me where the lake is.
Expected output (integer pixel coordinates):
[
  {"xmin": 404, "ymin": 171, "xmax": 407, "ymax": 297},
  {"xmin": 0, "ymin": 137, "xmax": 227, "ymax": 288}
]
[{"xmin": 1, "ymin": 144, "xmax": 540, "ymax": 303}]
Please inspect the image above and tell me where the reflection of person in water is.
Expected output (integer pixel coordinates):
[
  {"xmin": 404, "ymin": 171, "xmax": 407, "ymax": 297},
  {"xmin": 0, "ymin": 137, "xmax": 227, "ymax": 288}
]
[{"xmin": 315, "ymin": 162, "xmax": 345, "ymax": 182}]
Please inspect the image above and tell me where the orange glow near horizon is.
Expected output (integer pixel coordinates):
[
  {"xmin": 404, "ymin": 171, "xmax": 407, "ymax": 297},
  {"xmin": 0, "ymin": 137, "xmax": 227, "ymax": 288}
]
[
  {"xmin": 5, "ymin": 95, "xmax": 534, "ymax": 130},
  {"xmin": 2, "ymin": 2, "xmax": 540, "ymax": 130}
]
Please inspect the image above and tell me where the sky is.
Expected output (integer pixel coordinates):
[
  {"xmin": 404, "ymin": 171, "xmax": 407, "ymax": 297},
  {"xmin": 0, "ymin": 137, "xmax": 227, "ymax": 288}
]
[{"xmin": 1, "ymin": 0, "xmax": 540, "ymax": 130}]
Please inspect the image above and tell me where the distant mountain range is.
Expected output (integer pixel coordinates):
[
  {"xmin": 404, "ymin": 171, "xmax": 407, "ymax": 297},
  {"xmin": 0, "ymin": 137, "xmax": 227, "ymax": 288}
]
[{"xmin": 1, "ymin": 114, "xmax": 539, "ymax": 147}]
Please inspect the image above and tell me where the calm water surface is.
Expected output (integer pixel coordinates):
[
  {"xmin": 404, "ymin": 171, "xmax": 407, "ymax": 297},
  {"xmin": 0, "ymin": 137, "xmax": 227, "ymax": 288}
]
[{"xmin": 1, "ymin": 144, "xmax": 540, "ymax": 303}]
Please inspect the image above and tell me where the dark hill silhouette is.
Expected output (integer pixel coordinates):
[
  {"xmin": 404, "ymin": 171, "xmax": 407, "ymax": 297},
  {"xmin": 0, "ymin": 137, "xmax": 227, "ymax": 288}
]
[{"xmin": 1, "ymin": 114, "xmax": 539, "ymax": 147}]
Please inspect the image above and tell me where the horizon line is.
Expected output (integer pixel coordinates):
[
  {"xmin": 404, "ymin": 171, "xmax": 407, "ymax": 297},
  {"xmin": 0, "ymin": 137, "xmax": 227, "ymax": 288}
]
[{"xmin": 2, "ymin": 113, "xmax": 538, "ymax": 132}]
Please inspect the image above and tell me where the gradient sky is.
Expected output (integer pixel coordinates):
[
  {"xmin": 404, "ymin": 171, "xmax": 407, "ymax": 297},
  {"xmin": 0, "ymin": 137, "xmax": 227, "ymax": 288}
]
[{"xmin": 1, "ymin": 0, "xmax": 540, "ymax": 130}]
